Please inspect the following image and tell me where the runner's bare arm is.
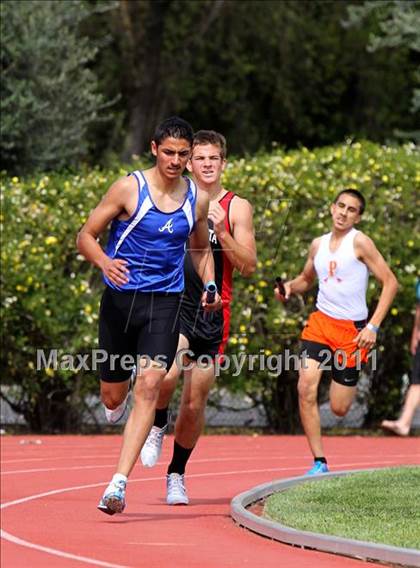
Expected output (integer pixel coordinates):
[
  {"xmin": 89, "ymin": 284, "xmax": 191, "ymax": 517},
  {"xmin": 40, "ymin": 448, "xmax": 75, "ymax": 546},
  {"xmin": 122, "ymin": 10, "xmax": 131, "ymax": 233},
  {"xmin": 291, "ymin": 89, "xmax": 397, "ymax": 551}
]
[
  {"xmin": 275, "ymin": 238, "xmax": 320, "ymax": 302},
  {"xmin": 209, "ymin": 197, "xmax": 257, "ymax": 276},
  {"xmin": 77, "ymin": 177, "xmax": 133, "ymax": 286},
  {"xmin": 189, "ymin": 189, "xmax": 219, "ymax": 308},
  {"xmin": 353, "ymin": 232, "xmax": 399, "ymax": 348}
]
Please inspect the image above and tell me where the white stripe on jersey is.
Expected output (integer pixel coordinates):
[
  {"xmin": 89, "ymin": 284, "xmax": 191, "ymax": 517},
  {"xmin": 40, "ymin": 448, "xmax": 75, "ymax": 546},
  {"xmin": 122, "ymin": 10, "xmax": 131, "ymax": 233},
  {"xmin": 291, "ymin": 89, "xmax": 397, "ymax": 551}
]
[
  {"xmin": 184, "ymin": 179, "xmax": 196, "ymax": 234},
  {"xmin": 113, "ymin": 172, "xmax": 150, "ymax": 255}
]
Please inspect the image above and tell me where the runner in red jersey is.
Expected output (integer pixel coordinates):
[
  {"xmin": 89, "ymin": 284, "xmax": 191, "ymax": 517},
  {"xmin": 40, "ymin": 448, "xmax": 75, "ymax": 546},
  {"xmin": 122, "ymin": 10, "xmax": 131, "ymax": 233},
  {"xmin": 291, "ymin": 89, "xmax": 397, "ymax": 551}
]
[{"xmin": 140, "ymin": 131, "xmax": 257, "ymax": 505}]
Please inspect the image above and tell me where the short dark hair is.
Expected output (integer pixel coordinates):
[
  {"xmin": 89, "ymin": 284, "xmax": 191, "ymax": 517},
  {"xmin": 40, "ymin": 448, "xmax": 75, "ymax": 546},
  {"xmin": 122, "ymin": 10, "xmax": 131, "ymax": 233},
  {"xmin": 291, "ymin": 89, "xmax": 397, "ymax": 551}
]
[
  {"xmin": 153, "ymin": 116, "xmax": 194, "ymax": 146},
  {"xmin": 334, "ymin": 189, "xmax": 366, "ymax": 214},
  {"xmin": 193, "ymin": 130, "xmax": 227, "ymax": 159}
]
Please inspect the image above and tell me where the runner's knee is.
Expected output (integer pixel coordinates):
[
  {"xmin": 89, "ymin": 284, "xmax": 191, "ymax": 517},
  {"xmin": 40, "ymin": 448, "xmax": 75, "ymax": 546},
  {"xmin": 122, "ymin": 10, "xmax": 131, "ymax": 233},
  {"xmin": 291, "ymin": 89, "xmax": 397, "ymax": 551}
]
[
  {"xmin": 330, "ymin": 400, "xmax": 351, "ymax": 417},
  {"xmin": 298, "ymin": 379, "xmax": 318, "ymax": 404},
  {"xmin": 134, "ymin": 366, "xmax": 165, "ymax": 402}
]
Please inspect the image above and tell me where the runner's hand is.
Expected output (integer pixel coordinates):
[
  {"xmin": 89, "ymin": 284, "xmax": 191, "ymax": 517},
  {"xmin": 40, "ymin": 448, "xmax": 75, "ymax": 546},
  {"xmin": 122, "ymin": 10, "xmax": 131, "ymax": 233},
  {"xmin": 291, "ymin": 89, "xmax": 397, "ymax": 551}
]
[
  {"xmin": 208, "ymin": 202, "xmax": 227, "ymax": 237},
  {"xmin": 101, "ymin": 257, "xmax": 129, "ymax": 286},
  {"xmin": 274, "ymin": 281, "xmax": 291, "ymax": 303},
  {"xmin": 354, "ymin": 326, "xmax": 376, "ymax": 350},
  {"xmin": 201, "ymin": 291, "xmax": 222, "ymax": 312}
]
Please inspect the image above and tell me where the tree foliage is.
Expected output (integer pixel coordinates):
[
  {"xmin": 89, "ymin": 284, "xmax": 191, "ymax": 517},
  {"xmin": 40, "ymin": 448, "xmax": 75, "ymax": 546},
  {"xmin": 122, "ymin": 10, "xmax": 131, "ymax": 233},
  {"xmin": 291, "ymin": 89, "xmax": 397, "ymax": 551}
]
[
  {"xmin": 91, "ymin": 0, "xmax": 418, "ymax": 158},
  {"xmin": 346, "ymin": 0, "xmax": 420, "ymax": 129},
  {"xmin": 1, "ymin": 0, "xmax": 417, "ymax": 171},
  {"xmin": 0, "ymin": 0, "xmax": 105, "ymax": 172}
]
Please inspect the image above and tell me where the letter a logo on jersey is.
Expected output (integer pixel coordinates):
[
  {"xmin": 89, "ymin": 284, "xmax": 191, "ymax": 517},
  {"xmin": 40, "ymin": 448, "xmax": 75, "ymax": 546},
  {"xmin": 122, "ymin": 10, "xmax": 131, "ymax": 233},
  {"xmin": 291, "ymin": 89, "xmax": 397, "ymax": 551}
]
[{"xmin": 158, "ymin": 218, "xmax": 174, "ymax": 234}]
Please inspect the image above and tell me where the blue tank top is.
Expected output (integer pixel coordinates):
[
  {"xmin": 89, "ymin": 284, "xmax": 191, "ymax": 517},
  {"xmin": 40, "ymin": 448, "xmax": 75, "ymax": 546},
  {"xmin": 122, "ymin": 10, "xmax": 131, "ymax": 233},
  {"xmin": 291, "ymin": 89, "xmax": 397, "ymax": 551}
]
[{"xmin": 104, "ymin": 170, "xmax": 197, "ymax": 292}]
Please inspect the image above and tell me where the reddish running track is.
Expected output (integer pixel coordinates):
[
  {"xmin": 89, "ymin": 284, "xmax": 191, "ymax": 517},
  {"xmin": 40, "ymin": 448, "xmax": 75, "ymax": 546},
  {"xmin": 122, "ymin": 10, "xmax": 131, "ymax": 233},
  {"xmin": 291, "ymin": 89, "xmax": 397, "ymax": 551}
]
[{"xmin": 1, "ymin": 434, "xmax": 419, "ymax": 568}]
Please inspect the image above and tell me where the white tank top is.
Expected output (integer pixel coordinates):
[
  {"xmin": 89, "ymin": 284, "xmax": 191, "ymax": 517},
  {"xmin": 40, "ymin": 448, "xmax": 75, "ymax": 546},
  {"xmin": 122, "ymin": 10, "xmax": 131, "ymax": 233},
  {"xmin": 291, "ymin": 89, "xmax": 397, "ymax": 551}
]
[{"xmin": 314, "ymin": 228, "xmax": 368, "ymax": 321}]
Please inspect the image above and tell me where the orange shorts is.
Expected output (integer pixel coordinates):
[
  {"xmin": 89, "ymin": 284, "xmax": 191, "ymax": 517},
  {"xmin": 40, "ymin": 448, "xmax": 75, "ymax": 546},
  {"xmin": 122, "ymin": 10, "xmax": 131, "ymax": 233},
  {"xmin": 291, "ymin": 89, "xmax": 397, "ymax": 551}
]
[{"xmin": 301, "ymin": 310, "xmax": 368, "ymax": 370}]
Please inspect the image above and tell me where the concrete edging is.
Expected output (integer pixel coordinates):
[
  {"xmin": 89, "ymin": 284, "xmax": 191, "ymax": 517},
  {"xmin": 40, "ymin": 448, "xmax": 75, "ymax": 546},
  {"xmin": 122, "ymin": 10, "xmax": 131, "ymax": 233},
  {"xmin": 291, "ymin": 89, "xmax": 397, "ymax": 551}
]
[{"xmin": 230, "ymin": 468, "xmax": 420, "ymax": 567}]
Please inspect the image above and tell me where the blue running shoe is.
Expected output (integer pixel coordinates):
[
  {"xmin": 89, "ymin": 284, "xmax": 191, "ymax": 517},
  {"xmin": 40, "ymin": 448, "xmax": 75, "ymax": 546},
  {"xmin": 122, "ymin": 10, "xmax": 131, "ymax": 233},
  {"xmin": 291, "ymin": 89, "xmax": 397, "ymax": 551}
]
[
  {"xmin": 306, "ymin": 461, "xmax": 329, "ymax": 475},
  {"xmin": 97, "ymin": 479, "xmax": 126, "ymax": 515}
]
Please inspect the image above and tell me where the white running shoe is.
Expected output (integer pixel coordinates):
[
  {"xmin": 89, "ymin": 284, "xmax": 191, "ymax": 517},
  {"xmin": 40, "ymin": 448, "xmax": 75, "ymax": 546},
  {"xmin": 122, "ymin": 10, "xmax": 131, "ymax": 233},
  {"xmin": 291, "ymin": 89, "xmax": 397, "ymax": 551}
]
[
  {"xmin": 166, "ymin": 473, "xmax": 189, "ymax": 505},
  {"xmin": 140, "ymin": 424, "xmax": 167, "ymax": 467}
]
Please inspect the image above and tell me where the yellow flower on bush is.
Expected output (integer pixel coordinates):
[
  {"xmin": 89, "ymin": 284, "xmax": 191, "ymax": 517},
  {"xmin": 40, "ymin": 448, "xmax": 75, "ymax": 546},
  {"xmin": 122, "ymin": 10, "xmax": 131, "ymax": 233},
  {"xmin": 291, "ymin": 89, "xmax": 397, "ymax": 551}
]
[
  {"xmin": 258, "ymin": 280, "xmax": 267, "ymax": 288},
  {"xmin": 12, "ymin": 176, "xmax": 19, "ymax": 184},
  {"xmin": 407, "ymin": 240, "xmax": 414, "ymax": 248},
  {"xmin": 239, "ymin": 324, "xmax": 246, "ymax": 332},
  {"xmin": 45, "ymin": 236, "xmax": 58, "ymax": 246},
  {"xmin": 84, "ymin": 304, "xmax": 92, "ymax": 315},
  {"xmin": 391, "ymin": 308, "xmax": 398, "ymax": 316}
]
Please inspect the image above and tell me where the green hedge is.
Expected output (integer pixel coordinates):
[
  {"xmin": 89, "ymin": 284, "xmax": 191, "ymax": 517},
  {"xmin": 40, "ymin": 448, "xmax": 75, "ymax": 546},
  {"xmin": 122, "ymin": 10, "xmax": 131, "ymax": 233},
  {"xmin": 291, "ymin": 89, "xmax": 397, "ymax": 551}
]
[{"xmin": 1, "ymin": 141, "xmax": 419, "ymax": 431}]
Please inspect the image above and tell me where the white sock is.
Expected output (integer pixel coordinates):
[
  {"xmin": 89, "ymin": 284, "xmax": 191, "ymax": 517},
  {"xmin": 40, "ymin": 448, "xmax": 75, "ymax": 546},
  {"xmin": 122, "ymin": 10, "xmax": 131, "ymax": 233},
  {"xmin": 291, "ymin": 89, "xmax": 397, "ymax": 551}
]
[{"xmin": 112, "ymin": 473, "xmax": 127, "ymax": 485}]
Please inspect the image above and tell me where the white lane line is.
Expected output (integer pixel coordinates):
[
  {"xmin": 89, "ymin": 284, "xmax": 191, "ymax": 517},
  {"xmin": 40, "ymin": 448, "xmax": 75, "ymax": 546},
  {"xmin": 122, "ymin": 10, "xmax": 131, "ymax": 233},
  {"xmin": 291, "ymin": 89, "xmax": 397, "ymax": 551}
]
[
  {"xmin": 1, "ymin": 530, "xmax": 129, "ymax": 568},
  {"xmin": 2, "ymin": 465, "xmax": 115, "ymax": 475},
  {"xmin": 2, "ymin": 454, "xmax": 120, "ymax": 464},
  {"xmin": 1, "ymin": 459, "xmax": 417, "ymax": 568},
  {"xmin": 3, "ymin": 454, "xmax": 419, "ymax": 475},
  {"xmin": 127, "ymin": 542, "xmax": 195, "ymax": 546}
]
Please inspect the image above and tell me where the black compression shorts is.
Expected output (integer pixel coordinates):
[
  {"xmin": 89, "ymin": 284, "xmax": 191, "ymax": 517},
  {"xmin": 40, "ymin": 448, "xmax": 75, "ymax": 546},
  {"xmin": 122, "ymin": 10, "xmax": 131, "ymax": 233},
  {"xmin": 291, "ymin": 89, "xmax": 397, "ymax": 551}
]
[
  {"xmin": 300, "ymin": 340, "xmax": 363, "ymax": 387},
  {"xmin": 98, "ymin": 287, "xmax": 180, "ymax": 383},
  {"xmin": 179, "ymin": 306, "xmax": 223, "ymax": 361}
]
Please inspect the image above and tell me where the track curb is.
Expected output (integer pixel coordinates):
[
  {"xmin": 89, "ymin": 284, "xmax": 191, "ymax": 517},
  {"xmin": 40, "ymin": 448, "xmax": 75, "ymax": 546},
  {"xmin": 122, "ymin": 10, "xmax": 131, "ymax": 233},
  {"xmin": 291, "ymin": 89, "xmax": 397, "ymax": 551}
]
[{"xmin": 230, "ymin": 467, "xmax": 420, "ymax": 567}]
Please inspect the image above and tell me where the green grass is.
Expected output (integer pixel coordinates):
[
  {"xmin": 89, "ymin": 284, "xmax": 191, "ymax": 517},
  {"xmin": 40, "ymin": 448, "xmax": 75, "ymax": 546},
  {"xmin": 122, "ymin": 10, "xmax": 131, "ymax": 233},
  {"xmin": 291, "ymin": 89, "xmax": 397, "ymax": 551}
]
[{"xmin": 263, "ymin": 467, "xmax": 420, "ymax": 550}]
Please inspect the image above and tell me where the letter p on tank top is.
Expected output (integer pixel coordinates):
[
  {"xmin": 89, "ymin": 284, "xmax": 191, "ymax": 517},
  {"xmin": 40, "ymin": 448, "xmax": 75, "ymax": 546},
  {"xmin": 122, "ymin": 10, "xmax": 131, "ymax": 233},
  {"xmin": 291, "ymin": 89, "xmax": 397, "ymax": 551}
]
[{"xmin": 314, "ymin": 228, "xmax": 368, "ymax": 321}]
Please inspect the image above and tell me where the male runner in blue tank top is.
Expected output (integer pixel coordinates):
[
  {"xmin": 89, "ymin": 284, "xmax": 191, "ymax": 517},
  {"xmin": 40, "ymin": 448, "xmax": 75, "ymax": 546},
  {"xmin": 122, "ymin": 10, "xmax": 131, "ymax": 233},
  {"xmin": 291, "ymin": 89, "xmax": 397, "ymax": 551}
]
[
  {"xmin": 139, "ymin": 130, "xmax": 257, "ymax": 505},
  {"xmin": 77, "ymin": 117, "xmax": 221, "ymax": 515},
  {"xmin": 275, "ymin": 189, "xmax": 398, "ymax": 475}
]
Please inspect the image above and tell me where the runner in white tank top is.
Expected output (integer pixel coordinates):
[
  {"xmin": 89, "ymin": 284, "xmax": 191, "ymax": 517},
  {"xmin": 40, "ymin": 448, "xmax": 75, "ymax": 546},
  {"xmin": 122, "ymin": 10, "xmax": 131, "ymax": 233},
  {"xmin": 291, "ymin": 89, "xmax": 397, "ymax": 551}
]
[
  {"xmin": 274, "ymin": 189, "xmax": 398, "ymax": 476},
  {"xmin": 314, "ymin": 227, "xmax": 369, "ymax": 321}
]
